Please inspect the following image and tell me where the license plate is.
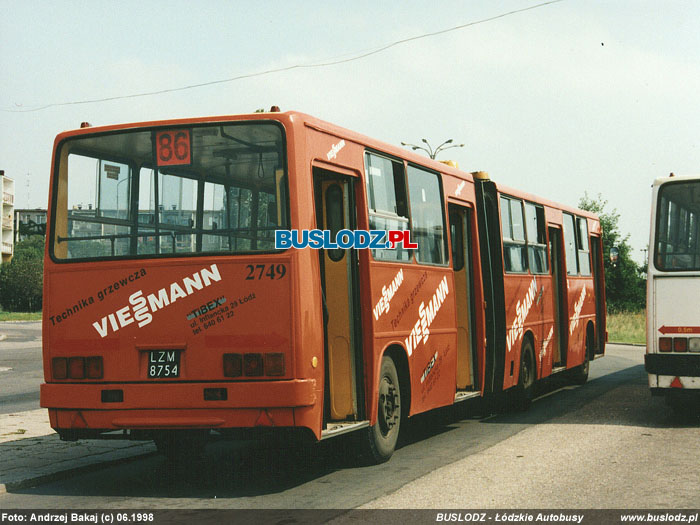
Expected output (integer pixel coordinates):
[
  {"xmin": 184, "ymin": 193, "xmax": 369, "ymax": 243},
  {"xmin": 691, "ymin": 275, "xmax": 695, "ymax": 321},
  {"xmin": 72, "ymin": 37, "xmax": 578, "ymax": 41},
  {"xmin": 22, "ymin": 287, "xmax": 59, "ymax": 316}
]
[{"xmin": 148, "ymin": 350, "xmax": 180, "ymax": 378}]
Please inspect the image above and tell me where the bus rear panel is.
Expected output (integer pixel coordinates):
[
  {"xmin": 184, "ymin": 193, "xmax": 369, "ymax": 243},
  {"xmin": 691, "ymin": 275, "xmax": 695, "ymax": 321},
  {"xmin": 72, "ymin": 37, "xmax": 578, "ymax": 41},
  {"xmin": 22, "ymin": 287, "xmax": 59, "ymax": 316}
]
[
  {"xmin": 646, "ymin": 175, "xmax": 700, "ymax": 401},
  {"xmin": 41, "ymin": 117, "xmax": 324, "ymax": 442}
]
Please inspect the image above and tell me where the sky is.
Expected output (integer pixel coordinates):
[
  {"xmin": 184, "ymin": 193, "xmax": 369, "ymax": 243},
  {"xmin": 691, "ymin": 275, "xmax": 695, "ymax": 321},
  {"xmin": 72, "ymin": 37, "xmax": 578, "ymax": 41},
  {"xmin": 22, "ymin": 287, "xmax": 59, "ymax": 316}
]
[{"xmin": 2, "ymin": 0, "xmax": 700, "ymax": 263}]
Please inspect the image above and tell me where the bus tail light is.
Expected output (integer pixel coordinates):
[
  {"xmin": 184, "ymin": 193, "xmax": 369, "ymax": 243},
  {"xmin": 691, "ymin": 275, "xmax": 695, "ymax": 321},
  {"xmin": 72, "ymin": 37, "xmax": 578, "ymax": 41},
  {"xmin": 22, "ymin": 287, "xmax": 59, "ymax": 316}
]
[
  {"xmin": 53, "ymin": 356, "xmax": 103, "ymax": 379},
  {"xmin": 659, "ymin": 337, "xmax": 672, "ymax": 352},
  {"xmin": 68, "ymin": 357, "xmax": 85, "ymax": 379},
  {"xmin": 52, "ymin": 358, "xmax": 68, "ymax": 379},
  {"xmin": 86, "ymin": 356, "xmax": 103, "ymax": 379},
  {"xmin": 264, "ymin": 353, "xmax": 285, "ymax": 376},
  {"xmin": 224, "ymin": 353, "xmax": 284, "ymax": 377},
  {"xmin": 244, "ymin": 353, "xmax": 264, "ymax": 377},
  {"xmin": 673, "ymin": 338, "xmax": 688, "ymax": 352},
  {"xmin": 223, "ymin": 353, "xmax": 242, "ymax": 377},
  {"xmin": 689, "ymin": 338, "xmax": 700, "ymax": 352}
]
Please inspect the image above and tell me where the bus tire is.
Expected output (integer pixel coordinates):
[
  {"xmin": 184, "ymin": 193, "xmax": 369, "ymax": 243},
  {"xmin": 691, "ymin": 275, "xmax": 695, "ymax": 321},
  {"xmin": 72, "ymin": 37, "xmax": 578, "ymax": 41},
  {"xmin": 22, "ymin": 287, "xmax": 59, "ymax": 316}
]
[
  {"xmin": 517, "ymin": 340, "xmax": 536, "ymax": 411},
  {"xmin": 363, "ymin": 355, "xmax": 401, "ymax": 464},
  {"xmin": 570, "ymin": 330, "xmax": 592, "ymax": 385}
]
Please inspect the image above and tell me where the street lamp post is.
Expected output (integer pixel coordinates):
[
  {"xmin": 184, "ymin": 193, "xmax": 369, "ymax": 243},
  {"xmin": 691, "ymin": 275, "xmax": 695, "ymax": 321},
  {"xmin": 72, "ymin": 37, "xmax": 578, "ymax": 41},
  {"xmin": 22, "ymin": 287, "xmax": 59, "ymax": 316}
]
[{"xmin": 400, "ymin": 138, "xmax": 464, "ymax": 159}]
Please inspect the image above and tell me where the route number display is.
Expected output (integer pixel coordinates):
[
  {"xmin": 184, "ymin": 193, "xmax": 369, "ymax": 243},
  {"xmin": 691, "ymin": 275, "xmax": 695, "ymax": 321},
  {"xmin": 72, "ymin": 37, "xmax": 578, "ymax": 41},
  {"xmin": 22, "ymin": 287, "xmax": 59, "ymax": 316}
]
[{"xmin": 155, "ymin": 129, "xmax": 191, "ymax": 166}]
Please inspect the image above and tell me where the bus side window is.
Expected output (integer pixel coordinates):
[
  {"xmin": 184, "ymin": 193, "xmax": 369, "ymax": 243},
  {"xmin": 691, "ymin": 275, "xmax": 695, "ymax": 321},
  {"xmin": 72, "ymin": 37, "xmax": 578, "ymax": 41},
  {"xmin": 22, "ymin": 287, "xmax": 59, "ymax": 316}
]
[
  {"xmin": 525, "ymin": 202, "xmax": 548, "ymax": 274},
  {"xmin": 501, "ymin": 196, "xmax": 527, "ymax": 273},
  {"xmin": 562, "ymin": 213, "xmax": 578, "ymax": 275},
  {"xmin": 364, "ymin": 152, "xmax": 411, "ymax": 262},
  {"xmin": 577, "ymin": 217, "xmax": 591, "ymax": 275},
  {"xmin": 406, "ymin": 165, "xmax": 447, "ymax": 265}
]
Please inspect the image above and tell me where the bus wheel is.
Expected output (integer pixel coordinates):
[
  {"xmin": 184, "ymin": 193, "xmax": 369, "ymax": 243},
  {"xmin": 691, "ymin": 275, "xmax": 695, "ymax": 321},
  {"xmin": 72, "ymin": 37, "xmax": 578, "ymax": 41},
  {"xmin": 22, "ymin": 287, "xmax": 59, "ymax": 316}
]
[
  {"xmin": 517, "ymin": 340, "xmax": 536, "ymax": 411},
  {"xmin": 363, "ymin": 355, "xmax": 401, "ymax": 464},
  {"xmin": 570, "ymin": 331, "xmax": 592, "ymax": 385}
]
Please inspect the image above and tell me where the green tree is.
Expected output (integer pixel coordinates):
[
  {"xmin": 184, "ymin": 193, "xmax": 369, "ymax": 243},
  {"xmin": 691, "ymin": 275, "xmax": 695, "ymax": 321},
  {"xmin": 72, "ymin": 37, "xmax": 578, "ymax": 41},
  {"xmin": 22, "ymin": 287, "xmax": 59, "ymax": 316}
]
[
  {"xmin": 12, "ymin": 235, "xmax": 44, "ymax": 261},
  {"xmin": 0, "ymin": 236, "xmax": 44, "ymax": 312},
  {"xmin": 579, "ymin": 193, "xmax": 645, "ymax": 312}
]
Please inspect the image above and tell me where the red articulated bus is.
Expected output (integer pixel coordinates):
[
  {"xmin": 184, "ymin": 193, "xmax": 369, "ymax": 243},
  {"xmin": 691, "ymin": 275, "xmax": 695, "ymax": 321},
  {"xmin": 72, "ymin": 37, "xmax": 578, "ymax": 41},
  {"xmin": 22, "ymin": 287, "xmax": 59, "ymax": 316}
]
[{"xmin": 41, "ymin": 110, "xmax": 606, "ymax": 463}]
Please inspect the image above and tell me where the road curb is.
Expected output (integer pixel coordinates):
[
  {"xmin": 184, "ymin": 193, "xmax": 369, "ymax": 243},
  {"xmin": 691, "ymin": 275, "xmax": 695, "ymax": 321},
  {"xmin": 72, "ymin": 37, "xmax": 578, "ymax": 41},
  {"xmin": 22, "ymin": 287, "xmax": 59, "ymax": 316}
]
[{"xmin": 0, "ymin": 450, "xmax": 157, "ymax": 494}]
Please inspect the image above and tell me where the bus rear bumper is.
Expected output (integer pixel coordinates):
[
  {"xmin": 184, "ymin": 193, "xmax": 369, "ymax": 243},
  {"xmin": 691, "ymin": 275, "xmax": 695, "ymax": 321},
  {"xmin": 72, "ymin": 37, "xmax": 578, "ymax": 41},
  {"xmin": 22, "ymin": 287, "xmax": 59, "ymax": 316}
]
[
  {"xmin": 41, "ymin": 379, "xmax": 316, "ymax": 410},
  {"xmin": 40, "ymin": 379, "xmax": 318, "ymax": 432},
  {"xmin": 645, "ymin": 354, "xmax": 700, "ymax": 377},
  {"xmin": 645, "ymin": 354, "xmax": 700, "ymax": 390}
]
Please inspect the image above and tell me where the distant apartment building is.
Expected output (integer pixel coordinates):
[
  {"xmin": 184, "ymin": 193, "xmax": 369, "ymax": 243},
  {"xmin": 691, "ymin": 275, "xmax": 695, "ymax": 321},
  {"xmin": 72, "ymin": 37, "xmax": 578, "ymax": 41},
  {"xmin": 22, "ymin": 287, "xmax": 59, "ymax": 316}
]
[
  {"xmin": 1, "ymin": 170, "xmax": 15, "ymax": 264},
  {"xmin": 14, "ymin": 208, "xmax": 47, "ymax": 242}
]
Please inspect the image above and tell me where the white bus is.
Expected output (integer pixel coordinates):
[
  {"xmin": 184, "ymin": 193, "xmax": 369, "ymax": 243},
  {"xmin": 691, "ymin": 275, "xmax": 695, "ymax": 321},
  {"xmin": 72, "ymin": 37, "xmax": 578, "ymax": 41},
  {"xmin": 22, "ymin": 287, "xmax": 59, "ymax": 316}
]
[{"xmin": 646, "ymin": 174, "xmax": 700, "ymax": 409}]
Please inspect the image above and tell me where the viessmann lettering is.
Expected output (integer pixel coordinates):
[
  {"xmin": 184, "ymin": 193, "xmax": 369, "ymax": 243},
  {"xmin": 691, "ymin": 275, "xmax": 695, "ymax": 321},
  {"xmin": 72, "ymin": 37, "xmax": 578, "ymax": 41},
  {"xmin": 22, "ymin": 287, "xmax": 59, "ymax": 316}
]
[
  {"xmin": 569, "ymin": 285, "xmax": 587, "ymax": 336},
  {"xmin": 373, "ymin": 268, "xmax": 404, "ymax": 321},
  {"xmin": 506, "ymin": 278, "xmax": 537, "ymax": 353},
  {"xmin": 91, "ymin": 264, "xmax": 222, "ymax": 338},
  {"xmin": 406, "ymin": 276, "xmax": 450, "ymax": 357},
  {"xmin": 326, "ymin": 139, "xmax": 345, "ymax": 160}
]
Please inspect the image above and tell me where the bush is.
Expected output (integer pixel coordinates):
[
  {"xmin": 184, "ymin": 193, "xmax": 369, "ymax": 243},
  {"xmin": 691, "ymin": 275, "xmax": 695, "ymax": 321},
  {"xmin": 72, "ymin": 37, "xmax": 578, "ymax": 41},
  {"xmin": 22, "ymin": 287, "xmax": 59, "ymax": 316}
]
[
  {"xmin": 579, "ymin": 193, "xmax": 646, "ymax": 312},
  {"xmin": 0, "ymin": 236, "xmax": 44, "ymax": 312}
]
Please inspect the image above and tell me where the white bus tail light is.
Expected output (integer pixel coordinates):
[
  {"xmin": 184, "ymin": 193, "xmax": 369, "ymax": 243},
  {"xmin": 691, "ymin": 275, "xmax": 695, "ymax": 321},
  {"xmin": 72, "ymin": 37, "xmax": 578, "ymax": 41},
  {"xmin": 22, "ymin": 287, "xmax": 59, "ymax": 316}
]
[
  {"xmin": 659, "ymin": 337, "xmax": 672, "ymax": 352},
  {"xmin": 689, "ymin": 338, "xmax": 700, "ymax": 352},
  {"xmin": 673, "ymin": 338, "xmax": 688, "ymax": 352}
]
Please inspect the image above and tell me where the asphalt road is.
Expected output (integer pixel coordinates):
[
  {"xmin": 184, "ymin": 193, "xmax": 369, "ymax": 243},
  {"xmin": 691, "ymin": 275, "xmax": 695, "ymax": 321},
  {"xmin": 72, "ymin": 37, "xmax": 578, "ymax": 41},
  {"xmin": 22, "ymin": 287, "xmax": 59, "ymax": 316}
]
[
  {"xmin": 0, "ymin": 341, "xmax": 698, "ymax": 510},
  {"xmin": 0, "ymin": 321, "xmax": 42, "ymax": 414}
]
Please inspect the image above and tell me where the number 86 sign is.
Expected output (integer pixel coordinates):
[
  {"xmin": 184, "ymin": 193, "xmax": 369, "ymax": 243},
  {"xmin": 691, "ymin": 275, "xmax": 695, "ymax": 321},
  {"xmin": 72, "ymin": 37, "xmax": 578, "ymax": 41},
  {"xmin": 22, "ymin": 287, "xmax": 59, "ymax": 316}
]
[{"xmin": 155, "ymin": 129, "xmax": 191, "ymax": 166}]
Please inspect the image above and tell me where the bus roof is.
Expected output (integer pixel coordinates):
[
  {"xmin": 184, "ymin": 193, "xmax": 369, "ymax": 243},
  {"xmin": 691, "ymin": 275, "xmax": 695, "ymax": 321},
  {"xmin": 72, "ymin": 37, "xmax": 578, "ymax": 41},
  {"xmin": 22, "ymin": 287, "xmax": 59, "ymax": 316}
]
[
  {"xmin": 54, "ymin": 109, "xmax": 598, "ymax": 220},
  {"xmin": 493, "ymin": 181, "xmax": 599, "ymax": 220},
  {"xmin": 653, "ymin": 173, "xmax": 700, "ymax": 187}
]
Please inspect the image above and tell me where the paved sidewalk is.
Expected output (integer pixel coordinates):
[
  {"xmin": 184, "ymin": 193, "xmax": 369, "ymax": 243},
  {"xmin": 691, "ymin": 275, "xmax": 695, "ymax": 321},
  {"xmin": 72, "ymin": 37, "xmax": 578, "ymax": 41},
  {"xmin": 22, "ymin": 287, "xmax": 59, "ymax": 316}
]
[{"xmin": 0, "ymin": 409, "xmax": 156, "ymax": 492}]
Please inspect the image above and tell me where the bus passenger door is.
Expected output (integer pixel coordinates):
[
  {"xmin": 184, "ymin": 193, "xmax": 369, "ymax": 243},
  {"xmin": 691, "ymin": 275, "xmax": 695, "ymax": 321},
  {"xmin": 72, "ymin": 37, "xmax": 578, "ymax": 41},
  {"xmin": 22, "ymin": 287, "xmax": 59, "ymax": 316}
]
[
  {"xmin": 314, "ymin": 168, "xmax": 361, "ymax": 422},
  {"xmin": 548, "ymin": 227, "xmax": 568, "ymax": 367},
  {"xmin": 449, "ymin": 204, "xmax": 479, "ymax": 391}
]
